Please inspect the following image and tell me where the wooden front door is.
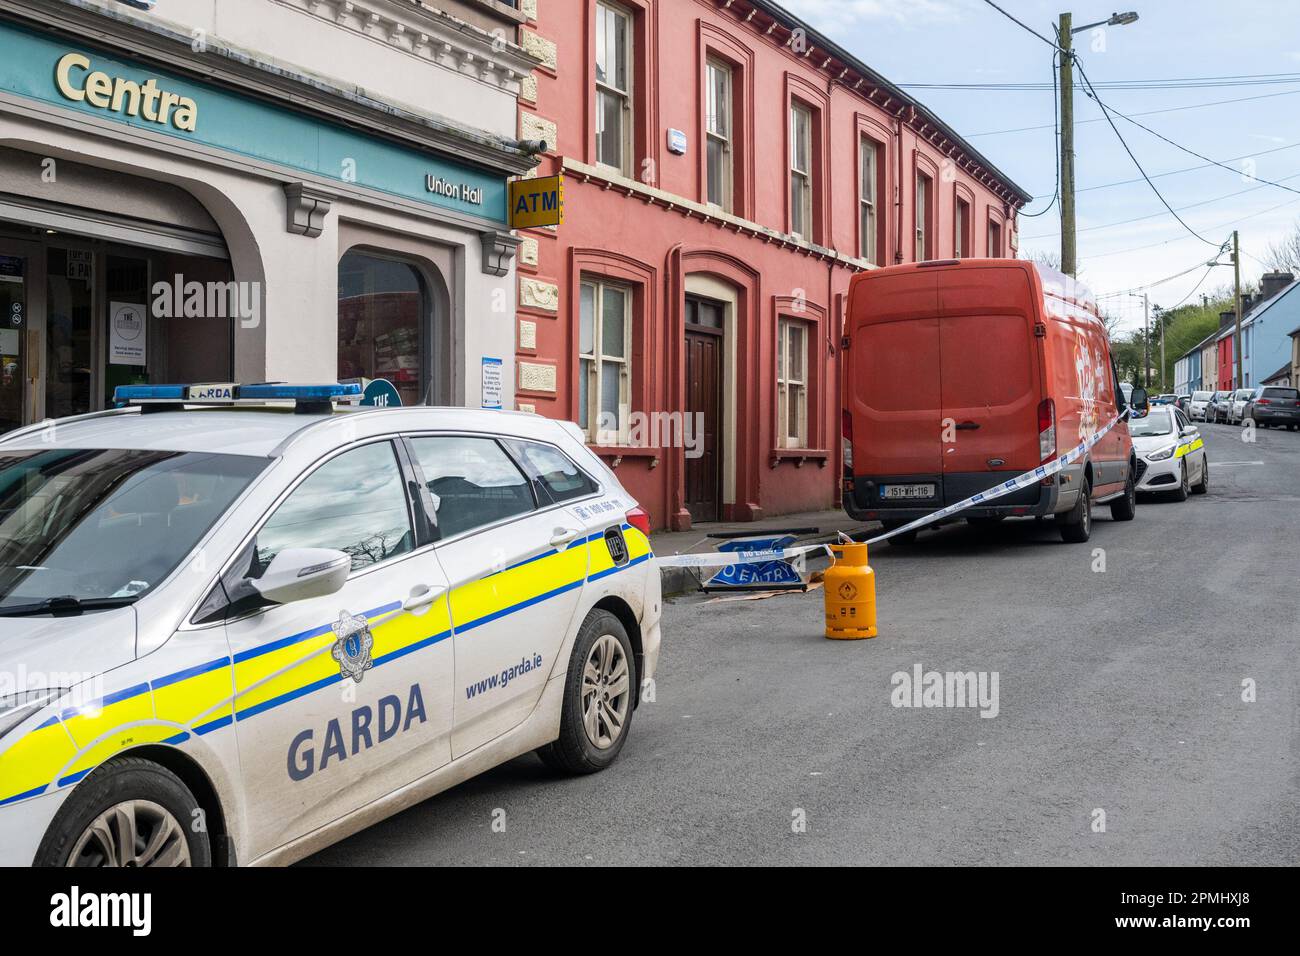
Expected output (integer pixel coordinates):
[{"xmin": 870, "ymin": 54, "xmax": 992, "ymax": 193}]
[{"xmin": 684, "ymin": 296, "xmax": 724, "ymax": 523}]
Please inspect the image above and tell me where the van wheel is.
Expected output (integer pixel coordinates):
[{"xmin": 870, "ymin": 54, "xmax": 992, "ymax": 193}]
[
  {"xmin": 537, "ymin": 609, "xmax": 636, "ymax": 775},
  {"xmin": 1110, "ymin": 467, "xmax": 1137, "ymax": 521},
  {"xmin": 34, "ymin": 757, "xmax": 210, "ymax": 867},
  {"xmin": 1192, "ymin": 459, "xmax": 1209, "ymax": 495},
  {"xmin": 1057, "ymin": 480, "xmax": 1092, "ymax": 543}
]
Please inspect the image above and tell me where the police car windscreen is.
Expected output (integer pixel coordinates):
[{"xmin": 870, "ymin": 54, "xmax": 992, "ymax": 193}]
[
  {"xmin": 1129, "ymin": 410, "xmax": 1174, "ymax": 437},
  {"xmin": 0, "ymin": 449, "xmax": 266, "ymax": 612}
]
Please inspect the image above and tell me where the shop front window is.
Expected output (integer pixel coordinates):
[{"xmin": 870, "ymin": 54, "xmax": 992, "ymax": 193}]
[
  {"xmin": 338, "ymin": 251, "xmax": 428, "ymax": 408},
  {"xmin": 46, "ymin": 247, "xmax": 93, "ymax": 420}
]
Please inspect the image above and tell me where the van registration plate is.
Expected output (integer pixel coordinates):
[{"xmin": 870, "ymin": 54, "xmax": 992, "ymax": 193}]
[{"xmin": 881, "ymin": 484, "xmax": 934, "ymax": 500}]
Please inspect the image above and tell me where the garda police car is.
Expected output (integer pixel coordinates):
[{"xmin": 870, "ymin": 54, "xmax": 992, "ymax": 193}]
[
  {"xmin": 1130, "ymin": 404, "xmax": 1209, "ymax": 500},
  {"xmin": 0, "ymin": 383, "xmax": 660, "ymax": 866}
]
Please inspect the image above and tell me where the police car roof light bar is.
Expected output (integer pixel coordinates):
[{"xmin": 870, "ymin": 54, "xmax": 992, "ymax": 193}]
[{"xmin": 112, "ymin": 382, "xmax": 362, "ymax": 414}]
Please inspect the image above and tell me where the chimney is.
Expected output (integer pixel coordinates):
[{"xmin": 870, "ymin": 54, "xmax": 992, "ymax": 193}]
[
  {"xmin": 1242, "ymin": 292, "xmax": 1259, "ymax": 317},
  {"xmin": 1219, "ymin": 310, "xmax": 1236, "ymax": 330},
  {"xmin": 1259, "ymin": 271, "xmax": 1295, "ymax": 303}
]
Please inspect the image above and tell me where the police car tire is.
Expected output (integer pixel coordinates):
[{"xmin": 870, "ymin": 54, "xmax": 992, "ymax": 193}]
[
  {"xmin": 1171, "ymin": 461, "xmax": 1190, "ymax": 502},
  {"xmin": 1192, "ymin": 460, "xmax": 1209, "ymax": 495},
  {"xmin": 34, "ymin": 757, "xmax": 212, "ymax": 867},
  {"xmin": 537, "ymin": 610, "xmax": 637, "ymax": 775}
]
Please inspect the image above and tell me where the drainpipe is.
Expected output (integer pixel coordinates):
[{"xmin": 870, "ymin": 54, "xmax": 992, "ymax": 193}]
[{"xmin": 894, "ymin": 113, "xmax": 905, "ymax": 264}]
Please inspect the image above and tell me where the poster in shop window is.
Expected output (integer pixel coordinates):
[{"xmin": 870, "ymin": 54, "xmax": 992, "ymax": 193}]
[
  {"xmin": 481, "ymin": 356, "xmax": 502, "ymax": 410},
  {"xmin": 109, "ymin": 302, "xmax": 147, "ymax": 366}
]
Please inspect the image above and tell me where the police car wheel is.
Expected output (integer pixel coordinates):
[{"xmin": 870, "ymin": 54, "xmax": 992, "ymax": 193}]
[
  {"xmin": 1057, "ymin": 479, "xmax": 1092, "ymax": 543},
  {"xmin": 1192, "ymin": 459, "xmax": 1209, "ymax": 495},
  {"xmin": 537, "ymin": 610, "xmax": 637, "ymax": 775},
  {"xmin": 34, "ymin": 757, "xmax": 211, "ymax": 867},
  {"xmin": 1171, "ymin": 461, "xmax": 1190, "ymax": 502}
]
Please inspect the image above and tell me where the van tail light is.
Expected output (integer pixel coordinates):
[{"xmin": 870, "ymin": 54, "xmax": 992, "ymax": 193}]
[
  {"xmin": 841, "ymin": 410, "xmax": 854, "ymax": 471},
  {"xmin": 1038, "ymin": 398, "xmax": 1056, "ymax": 464},
  {"xmin": 626, "ymin": 506, "xmax": 651, "ymax": 537}
]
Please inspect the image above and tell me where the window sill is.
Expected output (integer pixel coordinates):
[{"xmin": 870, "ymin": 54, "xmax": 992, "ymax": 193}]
[
  {"xmin": 769, "ymin": 448, "xmax": 830, "ymax": 468},
  {"xmin": 588, "ymin": 444, "xmax": 661, "ymax": 469}
]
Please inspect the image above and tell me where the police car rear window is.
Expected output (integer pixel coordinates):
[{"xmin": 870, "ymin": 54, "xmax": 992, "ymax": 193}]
[{"xmin": 505, "ymin": 440, "xmax": 598, "ymax": 505}]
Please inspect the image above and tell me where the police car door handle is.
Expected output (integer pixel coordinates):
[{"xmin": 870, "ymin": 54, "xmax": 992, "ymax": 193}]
[
  {"xmin": 549, "ymin": 525, "xmax": 583, "ymax": 548},
  {"xmin": 403, "ymin": 583, "xmax": 445, "ymax": 614}
]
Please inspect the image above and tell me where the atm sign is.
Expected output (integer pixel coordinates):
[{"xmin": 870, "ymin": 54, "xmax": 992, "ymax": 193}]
[{"xmin": 510, "ymin": 175, "xmax": 564, "ymax": 228}]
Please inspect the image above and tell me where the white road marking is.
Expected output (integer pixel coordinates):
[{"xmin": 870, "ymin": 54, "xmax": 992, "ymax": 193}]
[{"xmin": 1208, "ymin": 461, "xmax": 1264, "ymax": 466}]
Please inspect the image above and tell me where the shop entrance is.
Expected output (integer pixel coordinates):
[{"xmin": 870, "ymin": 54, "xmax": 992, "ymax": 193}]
[
  {"xmin": 0, "ymin": 229, "xmax": 235, "ymax": 432},
  {"xmin": 0, "ymin": 240, "xmax": 40, "ymax": 432}
]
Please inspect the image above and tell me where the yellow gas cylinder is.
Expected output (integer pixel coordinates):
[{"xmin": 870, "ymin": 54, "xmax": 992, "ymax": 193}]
[{"xmin": 824, "ymin": 541, "xmax": 878, "ymax": 640}]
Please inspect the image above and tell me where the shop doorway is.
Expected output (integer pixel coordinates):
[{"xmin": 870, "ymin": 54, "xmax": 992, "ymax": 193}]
[
  {"xmin": 684, "ymin": 294, "xmax": 724, "ymax": 523},
  {"xmin": 0, "ymin": 240, "xmax": 41, "ymax": 432},
  {"xmin": 0, "ymin": 228, "xmax": 235, "ymax": 432}
]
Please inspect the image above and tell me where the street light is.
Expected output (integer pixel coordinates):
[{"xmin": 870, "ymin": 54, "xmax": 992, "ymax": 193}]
[{"xmin": 1058, "ymin": 10, "xmax": 1141, "ymax": 277}]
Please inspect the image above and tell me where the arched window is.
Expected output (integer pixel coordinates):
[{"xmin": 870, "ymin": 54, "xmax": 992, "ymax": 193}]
[{"xmin": 337, "ymin": 251, "xmax": 428, "ymax": 407}]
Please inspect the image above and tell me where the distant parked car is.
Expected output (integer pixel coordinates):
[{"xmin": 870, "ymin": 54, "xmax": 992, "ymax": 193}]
[
  {"xmin": 1243, "ymin": 385, "xmax": 1300, "ymax": 430},
  {"xmin": 1173, "ymin": 394, "xmax": 1191, "ymax": 411},
  {"xmin": 1151, "ymin": 394, "xmax": 1177, "ymax": 406},
  {"xmin": 1229, "ymin": 388, "xmax": 1255, "ymax": 424},
  {"xmin": 1209, "ymin": 391, "xmax": 1234, "ymax": 423},
  {"xmin": 1188, "ymin": 390, "xmax": 1214, "ymax": 421}
]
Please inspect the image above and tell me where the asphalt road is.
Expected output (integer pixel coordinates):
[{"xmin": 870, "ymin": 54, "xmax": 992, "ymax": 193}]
[{"xmin": 307, "ymin": 420, "xmax": 1299, "ymax": 865}]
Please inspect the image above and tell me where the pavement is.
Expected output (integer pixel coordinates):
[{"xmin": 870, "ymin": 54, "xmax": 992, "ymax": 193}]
[
  {"xmin": 649, "ymin": 507, "xmax": 872, "ymax": 596},
  {"xmin": 306, "ymin": 420, "xmax": 1299, "ymax": 865}
]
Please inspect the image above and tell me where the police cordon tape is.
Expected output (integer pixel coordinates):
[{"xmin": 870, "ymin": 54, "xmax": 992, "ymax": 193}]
[{"xmin": 653, "ymin": 411, "xmax": 1129, "ymax": 568}]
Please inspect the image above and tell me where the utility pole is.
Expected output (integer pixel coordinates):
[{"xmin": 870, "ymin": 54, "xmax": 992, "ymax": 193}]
[
  {"xmin": 1233, "ymin": 229, "xmax": 1243, "ymax": 389},
  {"xmin": 1155, "ymin": 305, "xmax": 1165, "ymax": 391},
  {"xmin": 1058, "ymin": 13, "xmax": 1076, "ymax": 277},
  {"xmin": 1142, "ymin": 293, "xmax": 1150, "ymax": 387}
]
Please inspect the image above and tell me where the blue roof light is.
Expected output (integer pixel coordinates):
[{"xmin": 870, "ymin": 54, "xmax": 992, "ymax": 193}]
[
  {"xmin": 239, "ymin": 383, "xmax": 362, "ymax": 401},
  {"xmin": 111, "ymin": 382, "xmax": 363, "ymax": 409},
  {"xmin": 113, "ymin": 385, "xmax": 187, "ymax": 402}
]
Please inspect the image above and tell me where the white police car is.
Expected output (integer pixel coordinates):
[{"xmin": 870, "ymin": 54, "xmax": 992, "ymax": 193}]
[
  {"xmin": 1130, "ymin": 404, "xmax": 1208, "ymax": 500},
  {"xmin": 0, "ymin": 384, "xmax": 660, "ymax": 866}
]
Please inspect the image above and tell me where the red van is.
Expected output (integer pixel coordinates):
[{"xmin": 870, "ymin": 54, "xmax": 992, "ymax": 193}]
[{"xmin": 841, "ymin": 259, "xmax": 1146, "ymax": 544}]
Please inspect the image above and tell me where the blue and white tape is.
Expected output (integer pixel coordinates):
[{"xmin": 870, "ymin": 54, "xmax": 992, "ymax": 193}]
[
  {"xmin": 653, "ymin": 411, "xmax": 1129, "ymax": 567},
  {"xmin": 866, "ymin": 411, "xmax": 1128, "ymax": 543}
]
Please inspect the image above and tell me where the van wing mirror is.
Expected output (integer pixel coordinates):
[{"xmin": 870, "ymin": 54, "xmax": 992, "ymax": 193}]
[
  {"xmin": 250, "ymin": 548, "xmax": 350, "ymax": 605},
  {"xmin": 1129, "ymin": 385, "xmax": 1149, "ymax": 416}
]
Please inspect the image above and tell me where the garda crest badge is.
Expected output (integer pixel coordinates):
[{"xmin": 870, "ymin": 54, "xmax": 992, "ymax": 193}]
[{"xmin": 331, "ymin": 610, "xmax": 374, "ymax": 683}]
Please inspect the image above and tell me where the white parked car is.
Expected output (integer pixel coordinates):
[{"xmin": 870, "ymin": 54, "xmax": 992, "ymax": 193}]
[
  {"xmin": 0, "ymin": 384, "xmax": 660, "ymax": 866},
  {"xmin": 1229, "ymin": 388, "xmax": 1255, "ymax": 425},
  {"xmin": 1130, "ymin": 405, "xmax": 1208, "ymax": 500},
  {"xmin": 1187, "ymin": 390, "xmax": 1214, "ymax": 421}
]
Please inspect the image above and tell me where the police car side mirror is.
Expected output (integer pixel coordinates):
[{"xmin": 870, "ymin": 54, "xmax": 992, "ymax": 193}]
[
  {"xmin": 1181, "ymin": 425, "xmax": 1198, "ymax": 437},
  {"xmin": 251, "ymin": 548, "xmax": 350, "ymax": 605}
]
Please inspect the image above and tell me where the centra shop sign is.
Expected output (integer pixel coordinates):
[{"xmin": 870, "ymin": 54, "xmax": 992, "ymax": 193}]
[{"xmin": 55, "ymin": 52, "xmax": 198, "ymax": 132}]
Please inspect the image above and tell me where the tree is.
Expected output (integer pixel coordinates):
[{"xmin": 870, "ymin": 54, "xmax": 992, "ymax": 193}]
[{"xmin": 1264, "ymin": 219, "xmax": 1300, "ymax": 274}]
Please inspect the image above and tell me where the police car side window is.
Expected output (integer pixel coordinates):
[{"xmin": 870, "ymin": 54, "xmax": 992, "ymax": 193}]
[
  {"xmin": 256, "ymin": 441, "xmax": 414, "ymax": 573},
  {"xmin": 408, "ymin": 436, "xmax": 535, "ymax": 538},
  {"xmin": 504, "ymin": 440, "xmax": 598, "ymax": 504}
]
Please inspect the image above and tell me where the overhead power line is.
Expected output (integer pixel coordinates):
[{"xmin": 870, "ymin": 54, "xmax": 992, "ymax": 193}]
[
  {"xmin": 1032, "ymin": 141, "xmax": 1300, "ymax": 201},
  {"xmin": 967, "ymin": 88, "xmax": 1300, "ymax": 138},
  {"xmin": 1096, "ymin": 252, "xmax": 1229, "ymax": 299},
  {"xmin": 1072, "ymin": 58, "xmax": 1220, "ymax": 248},
  {"xmin": 1077, "ymin": 194, "xmax": 1300, "ymax": 261},
  {"xmin": 1024, "ymin": 169, "xmax": 1300, "ymax": 240},
  {"xmin": 1018, "ymin": 48, "xmax": 1061, "ymax": 219},
  {"xmin": 975, "ymin": 0, "xmax": 1058, "ymax": 49}
]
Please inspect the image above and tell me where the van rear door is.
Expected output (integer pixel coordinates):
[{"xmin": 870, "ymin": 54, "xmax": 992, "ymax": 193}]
[
  {"xmin": 849, "ymin": 270, "xmax": 942, "ymax": 479},
  {"xmin": 936, "ymin": 267, "xmax": 1042, "ymax": 503}
]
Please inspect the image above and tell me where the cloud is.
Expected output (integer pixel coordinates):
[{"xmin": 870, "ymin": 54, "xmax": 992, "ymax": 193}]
[{"xmin": 779, "ymin": 0, "xmax": 967, "ymax": 31}]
